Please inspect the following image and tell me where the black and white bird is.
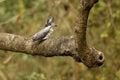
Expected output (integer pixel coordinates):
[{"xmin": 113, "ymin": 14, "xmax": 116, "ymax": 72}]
[{"xmin": 31, "ymin": 17, "xmax": 57, "ymax": 42}]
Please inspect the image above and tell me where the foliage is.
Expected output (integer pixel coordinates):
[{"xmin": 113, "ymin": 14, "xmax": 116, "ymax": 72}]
[{"xmin": 0, "ymin": 0, "xmax": 120, "ymax": 80}]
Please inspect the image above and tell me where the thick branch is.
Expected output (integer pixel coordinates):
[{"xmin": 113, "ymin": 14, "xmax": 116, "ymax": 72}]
[
  {"xmin": 75, "ymin": 0, "xmax": 98, "ymax": 54},
  {"xmin": 74, "ymin": 0, "xmax": 105, "ymax": 67},
  {"xmin": 0, "ymin": 33, "xmax": 79, "ymax": 58}
]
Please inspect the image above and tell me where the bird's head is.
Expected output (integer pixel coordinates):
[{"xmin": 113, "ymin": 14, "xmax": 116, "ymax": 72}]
[{"xmin": 45, "ymin": 17, "xmax": 57, "ymax": 28}]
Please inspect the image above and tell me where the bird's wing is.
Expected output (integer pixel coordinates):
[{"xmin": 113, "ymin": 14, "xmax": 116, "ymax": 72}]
[{"xmin": 32, "ymin": 27, "xmax": 50, "ymax": 41}]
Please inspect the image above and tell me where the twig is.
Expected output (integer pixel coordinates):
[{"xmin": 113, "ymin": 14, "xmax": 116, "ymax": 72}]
[
  {"xmin": 3, "ymin": 53, "xmax": 14, "ymax": 65},
  {"xmin": 0, "ymin": 15, "xmax": 18, "ymax": 26},
  {"xmin": 0, "ymin": 70, "xmax": 7, "ymax": 80},
  {"xmin": 0, "ymin": 0, "xmax": 5, "ymax": 3}
]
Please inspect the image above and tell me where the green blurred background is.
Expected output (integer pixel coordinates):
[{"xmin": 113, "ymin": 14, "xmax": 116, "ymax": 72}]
[{"xmin": 0, "ymin": 0, "xmax": 120, "ymax": 80}]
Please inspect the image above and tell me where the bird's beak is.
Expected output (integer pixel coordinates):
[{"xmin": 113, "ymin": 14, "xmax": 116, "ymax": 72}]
[
  {"xmin": 53, "ymin": 23, "xmax": 57, "ymax": 27},
  {"xmin": 54, "ymin": 24, "xmax": 57, "ymax": 27}
]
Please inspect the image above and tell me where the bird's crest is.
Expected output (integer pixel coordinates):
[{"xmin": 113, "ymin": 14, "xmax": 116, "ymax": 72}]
[
  {"xmin": 45, "ymin": 17, "xmax": 56, "ymax": 27},
  {"xmin": 47, "ymin": 17, "xmax": 54, "ymax": 24}
]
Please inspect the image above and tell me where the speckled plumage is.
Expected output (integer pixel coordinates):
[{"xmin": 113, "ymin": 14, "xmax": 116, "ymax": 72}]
[{"xmin": 32, "ymin": 17, "xmax": 56, "ymax": 42}]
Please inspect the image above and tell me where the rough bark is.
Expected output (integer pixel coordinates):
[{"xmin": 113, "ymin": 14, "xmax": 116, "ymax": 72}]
[
  {"xmin": 0, "ymin": 33, "xmax": 77, "ymax": 57},
  {"xmin": 74, "ymin": 0, "xmax": 104, "ymax": 67},
  {"xmin": 0, "ymin": 0, "xmax": 105, "ymax": 67}
]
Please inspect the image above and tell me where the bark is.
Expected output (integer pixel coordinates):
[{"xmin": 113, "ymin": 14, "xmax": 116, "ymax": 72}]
[
  {"xmin": 0, "ymin": 0, "xmax": 105, "ymax": 67},
  {"xmin": 0, "ymin": 33, "xmax": 77, "ymax": 57},
  {"xmin": 74, "ymin": 0, "xmax": 105, "ymax": 67}
]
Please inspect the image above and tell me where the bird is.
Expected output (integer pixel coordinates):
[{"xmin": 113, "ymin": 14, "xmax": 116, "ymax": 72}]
[{"xmin": 31, "ymin": 17, "xmax": 57, "ymax": 42}]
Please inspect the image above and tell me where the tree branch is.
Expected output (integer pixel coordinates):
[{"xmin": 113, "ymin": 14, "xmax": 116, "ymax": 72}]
[
  {"xmin": 0, "ymin": 33, "xmax": 78, "ymax": 58},
  {"xmin": 0, "ymin": 0, "xmax": 105, "ymax": 68},
  {"xmin": 74, "ymin": 0, "xmax": 105, "ymax": 67}
]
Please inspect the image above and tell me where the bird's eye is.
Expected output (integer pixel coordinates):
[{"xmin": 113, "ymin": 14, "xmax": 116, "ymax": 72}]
[{"xmin": 49, "ymin": 23, "xmax": 51, "ymax": 25}]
